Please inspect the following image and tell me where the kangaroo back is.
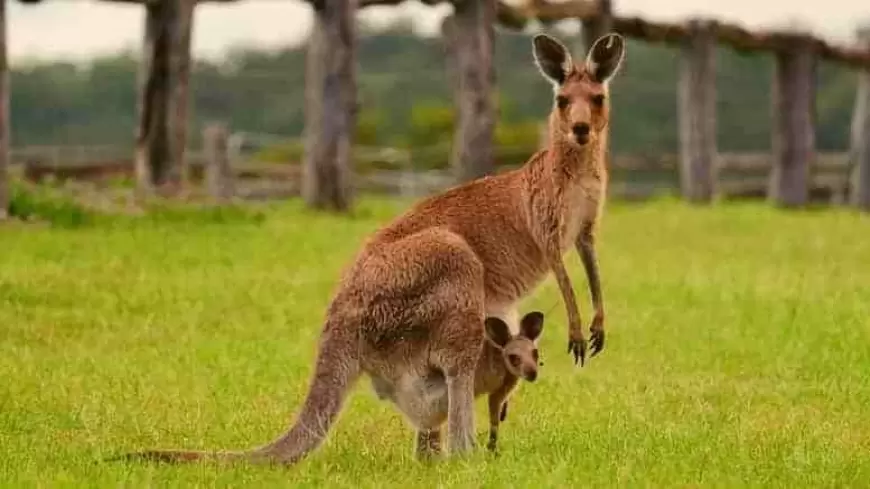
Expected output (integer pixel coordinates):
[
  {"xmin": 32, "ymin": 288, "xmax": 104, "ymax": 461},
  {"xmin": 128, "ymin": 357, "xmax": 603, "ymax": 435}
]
[{"xmin": 111, "ymin": 319, "xmax": 360, "ymax": 466}]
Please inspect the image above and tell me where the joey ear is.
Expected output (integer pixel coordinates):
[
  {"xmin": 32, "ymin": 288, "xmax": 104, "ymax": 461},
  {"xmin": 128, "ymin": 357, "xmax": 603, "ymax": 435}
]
[
  {"xmin": 532, "ymin": 34, "xmax": 573, "ymax": 86},
  {"xmin": 585, "ymin": 33, "xmax": 626, "ymax": 84},
  {"xmin": 484, "ymin": 317, "xmax": 512, "ymax": 348},
  {"xmin": 519, "ymin": 311, "xmax": 544, "ymax": 341}
]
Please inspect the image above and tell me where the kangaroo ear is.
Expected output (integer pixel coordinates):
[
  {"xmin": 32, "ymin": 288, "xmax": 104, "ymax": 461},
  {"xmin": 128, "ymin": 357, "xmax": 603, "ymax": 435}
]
[
  {"xmin": 484, "ymin": 317, "xmax": 512, "ymax": 348},
  {"xmin": 532, "ymin": 34, "xmax": 573, "ymax": 86},
  {"xmin": 585, "ymin": 33, "xmax": 625, "ymax": 84},
  {"xmin": 519, "ymin": 312, "xmax": 544, "ymax": 341}
]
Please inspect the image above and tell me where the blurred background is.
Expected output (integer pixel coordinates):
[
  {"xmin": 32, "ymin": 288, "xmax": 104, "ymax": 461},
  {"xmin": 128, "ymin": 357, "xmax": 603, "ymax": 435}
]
[{"xmin": 1, "ymin": 0, "xmax": 869, "ymax": 212}]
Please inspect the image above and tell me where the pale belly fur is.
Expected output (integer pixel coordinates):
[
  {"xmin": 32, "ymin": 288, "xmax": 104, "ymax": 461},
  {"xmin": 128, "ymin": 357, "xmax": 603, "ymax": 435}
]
[{"xmin": 370, "ymin": 371, "xmax": 449, "ymax": 430}]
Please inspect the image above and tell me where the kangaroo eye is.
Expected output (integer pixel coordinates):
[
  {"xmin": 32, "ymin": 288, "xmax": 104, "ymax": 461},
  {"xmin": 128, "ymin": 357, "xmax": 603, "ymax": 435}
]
[
  {"xmin": 555, "ymin": 95, "xmax": 569, "ymax": 109},
  {"xmin": 591, "ymin": 94, "xmax": 605, "ymax": 107},
  {"xmin": 508, "ymin": 354, "xmax": 521, "ymax": 367}
]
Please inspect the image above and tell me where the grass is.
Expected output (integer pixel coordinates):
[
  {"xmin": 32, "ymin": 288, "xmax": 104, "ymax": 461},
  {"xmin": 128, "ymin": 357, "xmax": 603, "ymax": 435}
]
[{"xmin": 2, "ymin": 196, "xmax": 869, "ymax": 488}]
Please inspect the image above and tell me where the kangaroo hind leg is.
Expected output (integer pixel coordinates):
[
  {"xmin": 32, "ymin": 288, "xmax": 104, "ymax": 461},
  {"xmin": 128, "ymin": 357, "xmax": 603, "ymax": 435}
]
[{"xmin": 430, "ymin": 307, "xmax": 485, "ymax": 457}]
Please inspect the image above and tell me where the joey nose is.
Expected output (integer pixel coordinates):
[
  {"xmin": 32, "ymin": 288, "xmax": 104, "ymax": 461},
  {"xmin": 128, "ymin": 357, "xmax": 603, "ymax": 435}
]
[
  {"xmin": 526, "ymin": 370, "xmax": 538, "ymax": 382},
  {"xmin": 572, "ymin": 123, "xmax": 590, "ymax": 143}
]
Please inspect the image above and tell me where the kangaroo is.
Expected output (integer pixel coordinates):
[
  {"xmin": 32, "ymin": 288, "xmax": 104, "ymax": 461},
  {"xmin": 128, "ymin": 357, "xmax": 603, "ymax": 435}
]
[
  {"xmin": 111, "ymin": 32, "xmax": 625, "ymax": 466},
  {"xmin": 370, "ymin": 311, "xmax": 545, "ymax": 457}
]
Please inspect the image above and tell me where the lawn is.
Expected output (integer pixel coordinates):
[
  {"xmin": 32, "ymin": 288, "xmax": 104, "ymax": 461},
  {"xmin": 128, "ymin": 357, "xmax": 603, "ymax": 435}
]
[{"xmin": 1, "ymin": 196, "xmax": 869, "ymax": 488}]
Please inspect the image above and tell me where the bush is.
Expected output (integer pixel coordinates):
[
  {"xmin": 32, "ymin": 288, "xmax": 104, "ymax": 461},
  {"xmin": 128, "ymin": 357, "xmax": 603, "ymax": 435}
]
[
  {"xmin": 407, "ymin": 102, "xmax": 454, "ymax": 148},
  {"xmin": 8, "ymin": 182, "xmax": 94, "ymax": 228},
  {"xmin": 251, "ymin": 140, "xmax": 305, "ymax": 165},
  {"xmin": 495, "ymin": 119, "xmax": 541, "ymax": 149},
  {"xmin": 494, "ymin": 119, "xmax": 542, "ymax": 167},
  {"xmin": 356, "ymin": 108, "xmax": 385, "ymax": 146}
]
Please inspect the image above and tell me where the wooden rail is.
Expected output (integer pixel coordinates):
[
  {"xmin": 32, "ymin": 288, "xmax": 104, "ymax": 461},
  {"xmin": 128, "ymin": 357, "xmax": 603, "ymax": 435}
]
[
  {"xmin": 5, "ymin": 0, "xmax": 870, "ymax": 212},
  {"xmin": 13, "ymin": 147, "xmax": 852, "ymax": 203}
]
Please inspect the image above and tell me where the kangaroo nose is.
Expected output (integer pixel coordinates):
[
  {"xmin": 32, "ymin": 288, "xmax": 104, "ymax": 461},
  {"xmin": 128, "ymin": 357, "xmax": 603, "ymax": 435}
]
[
  {"xmin": 572, "ymin": 123, "xmax": 590, "ymax": 143},
  {"xmin": 526, "ymin": 370, "xmax": 538, "ymax": 382}
]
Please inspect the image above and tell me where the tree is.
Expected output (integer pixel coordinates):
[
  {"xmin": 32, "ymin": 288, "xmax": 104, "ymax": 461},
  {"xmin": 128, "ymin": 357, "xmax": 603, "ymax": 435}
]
[
  {"xmin": 302, "ymin": 0, "xmax": 358, "ymax": 212},
  {"xmin": 0, "ymin": 0, "xmax": 8, "ymax": 219},
  {"xmin": 443, "ymin": 0, "xmax": 496, "ymax": 182}
]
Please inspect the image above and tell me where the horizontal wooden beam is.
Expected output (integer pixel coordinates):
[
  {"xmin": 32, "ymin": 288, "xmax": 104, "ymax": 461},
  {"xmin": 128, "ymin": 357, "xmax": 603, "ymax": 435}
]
[
  {"xmin": 353, "ymin": 0, "xmax": 870, "ymax": 71},
  {"xmin": 15, "ymin": 0, "xmax": 870, "ymax": 69},
  {"xmin": 514, "ymin": 0, "xmax": 598, "ymax": 24},
  {"xmin": 16, "ymin": 0, "xmax": 239, "ymax": 5},
  {"xmin": 359, "ymin": 0, "xmax": 442, "ymax": 7}
]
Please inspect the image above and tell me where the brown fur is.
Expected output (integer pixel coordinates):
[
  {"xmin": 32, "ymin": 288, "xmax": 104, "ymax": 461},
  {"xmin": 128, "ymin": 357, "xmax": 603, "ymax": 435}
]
[{"xmin": 109, "ymin": 33, "xmax": 626, "ymax": 466}]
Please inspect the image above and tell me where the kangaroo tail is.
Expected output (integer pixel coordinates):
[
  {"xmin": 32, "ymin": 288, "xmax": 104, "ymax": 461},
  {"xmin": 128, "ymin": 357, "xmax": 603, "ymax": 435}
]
[
  {"xmin": 104, "ymin": 449, "xmax": 248, "ymax": 464},
  {"xmin": 110, "ymin": 321, "xmax": 361, "ymax": 466}
]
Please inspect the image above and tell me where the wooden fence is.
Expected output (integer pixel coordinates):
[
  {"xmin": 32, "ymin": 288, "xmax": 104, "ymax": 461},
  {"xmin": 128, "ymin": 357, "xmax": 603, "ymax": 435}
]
[
  {"xmin": 2, "ymin": 0, "xmax": 870, "ymax": 213},
  {"xmin": 11, "ymin": 137, "xmax": 853, "ymax": 205}
]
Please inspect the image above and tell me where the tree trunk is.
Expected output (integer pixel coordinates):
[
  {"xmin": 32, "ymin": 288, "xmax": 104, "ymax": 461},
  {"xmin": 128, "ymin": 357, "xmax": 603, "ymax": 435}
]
[
  {"xmin": 678, "ymin": 19, "xmax": 717, "ymax": 203},
  {"xmin": 444, "ymin": 0, "xmax": 496, "ymax": 182},
  {"xmin": 849, "ymin": 28, "xmax": 870, "ymax": 211},
  {"xmin": 769, "ymin": 37, "xmax": 816, "ymax": 207},
  {"xmin": 302, "ymin": 0, "xmax": 357, "ymax": 212},
  {"xmin": 581, "ymin": 0, "xmax": 613, "ymax": 55},
  {"xmin": 0, "ymin": 0, "xmax": 8, "ymax": 220},
  {"xmin": 203, "ymin": 122, "xmax": 233, "ymax": 202},
  {"xmin": 579, "ymin": 0, "xmax": 613, "ymax": 187},
  {"xmin": 135, "ymin": 0, "xmax": 195, "ymax": 198}
]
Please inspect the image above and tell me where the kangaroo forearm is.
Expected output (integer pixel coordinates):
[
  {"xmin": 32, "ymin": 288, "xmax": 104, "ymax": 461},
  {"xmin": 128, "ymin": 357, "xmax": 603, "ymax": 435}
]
[
  {"xmin": 488, "ymin": 395, "xmax": 503, "ymax": 428},
  {"xmin": 576, "ymin": 232, "xmax": 603, "ymax": 316},
  {"xmin": 550, "ymin": 258, "xmax": 583, "ymax": 327},
  {"xmin": 487, "ymin": 393, "xmax": 504, "ymax": 452},
  {"xmin": 489, "ymin": 379, "xmax": 518, "ymax": 421},
  {"xmin": 576, "ymin": 227, "xmax": 606, "ymax": 356}
]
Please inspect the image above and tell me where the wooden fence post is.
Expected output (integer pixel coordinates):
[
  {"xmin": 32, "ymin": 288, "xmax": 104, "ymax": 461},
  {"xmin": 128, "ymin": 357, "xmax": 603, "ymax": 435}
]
[
  {"xmin": 443, "ymin": 0, "xmax": 496, "ymax": 182},
  {"xmin": 203, "ymin": 123, "xmax": 233, "ymax": 202},
  {"xmin": 582, "ymin": 0, "xmax": 613, "ymax": 53},
  {"xmin": 0, "ymin": 0, "xmax": 7, "ymax": 220},
  {"xmin": 678, "ymin": 19, "xmax": 717, "ymax": 203},
  {"xmin": 769, "ymin": 35, "xmax": 816, "ymax": 207},
  {"xmin": 302, "ymin": 0, "xmax": 357, "ymax": 212},
  {"xmin": 580, "ymin": 0, "xmax": 613, "ymax": 187},
  {"xmin": 849, "ymin": 28, "xmax": 870, "ymax": 211},
  {"xmin": 134, "ymin": 0, "xmax": 195, "ymax": 198}
]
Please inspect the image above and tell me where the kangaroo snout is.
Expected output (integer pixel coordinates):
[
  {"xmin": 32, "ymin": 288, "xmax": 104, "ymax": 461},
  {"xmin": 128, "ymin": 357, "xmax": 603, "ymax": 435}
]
[
  {"xmin": 572, "ymin": 123, "xmax": 590, "ymax": 145},
  {"xmin": 524, "ymin": 368, "xmax": 538, "ymax": 383}
]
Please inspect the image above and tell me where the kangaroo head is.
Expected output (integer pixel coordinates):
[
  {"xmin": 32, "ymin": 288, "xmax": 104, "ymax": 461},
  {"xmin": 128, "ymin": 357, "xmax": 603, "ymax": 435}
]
[
  {"xmin": 484, "ymin": 312, "xmax": 545, "ymax": 382},
  {"xmin": 532, "ymin": 32, "xmax": 625, "ymax": 148}
]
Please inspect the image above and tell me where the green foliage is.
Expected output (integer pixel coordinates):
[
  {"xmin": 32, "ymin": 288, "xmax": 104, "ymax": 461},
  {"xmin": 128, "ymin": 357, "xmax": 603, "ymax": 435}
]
[
  {"xmin": 247, "ymin": 109, "xmax": 388, "ymax": 167},
  {"xmin": 407, "ymin": 101, "xmax": 455, "ymax": 148},
  {"xmin": 1, "ymin": 199, "xmax": 869, "ymax": 486},
  {"xmin": 495, "ymin": 119, "xmax": 540, "ymax": 149},
  {"xmin": 251, "ymin": 140, "xmax": 305, "ymax": 164},
  {"xmin": 494, "ymin": 119, "xmax": 541, "ymax": 166},
  {"xmin": 356, "ymin": 108, "xmax": 386, "ymax": 146},
  {"xmin": 7, "ymin": 26, "xmax": 858, "ymax": 153},
  {"xmin": 8, "ymin": 182, "xmax": 95, "ymax": 228}
]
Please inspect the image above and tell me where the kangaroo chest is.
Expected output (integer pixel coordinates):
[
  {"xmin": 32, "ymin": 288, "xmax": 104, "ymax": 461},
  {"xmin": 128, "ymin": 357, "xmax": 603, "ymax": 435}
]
[{"xmin": 558, "ymin": 180, "xmax": 602, "ymax": 252}]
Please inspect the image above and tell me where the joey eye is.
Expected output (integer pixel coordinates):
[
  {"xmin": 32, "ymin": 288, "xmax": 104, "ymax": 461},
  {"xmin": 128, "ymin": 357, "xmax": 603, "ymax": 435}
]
[
  {"xmin": 508, "ymin": 353, "xmax": 521, "ymax": 367},
  {"xmin": 555, "ymin": 95, "xmax": 569, "ymax": 109},
  {"xmin": 591, "ymin": 94, "xmax": 605, "ymax": 107}
]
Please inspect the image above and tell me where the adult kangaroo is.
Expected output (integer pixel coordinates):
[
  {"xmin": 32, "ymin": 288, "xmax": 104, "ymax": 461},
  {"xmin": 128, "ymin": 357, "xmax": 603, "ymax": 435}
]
[{"xmin": 113, "ymin": 32, "xmax": 626, "ymax": 466}]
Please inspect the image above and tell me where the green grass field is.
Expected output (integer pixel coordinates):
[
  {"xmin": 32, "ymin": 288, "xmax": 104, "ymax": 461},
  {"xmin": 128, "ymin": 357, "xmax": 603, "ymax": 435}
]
[{"xmin": 2, "ymin": 197, "xmax": 869, "ymax": 488}]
